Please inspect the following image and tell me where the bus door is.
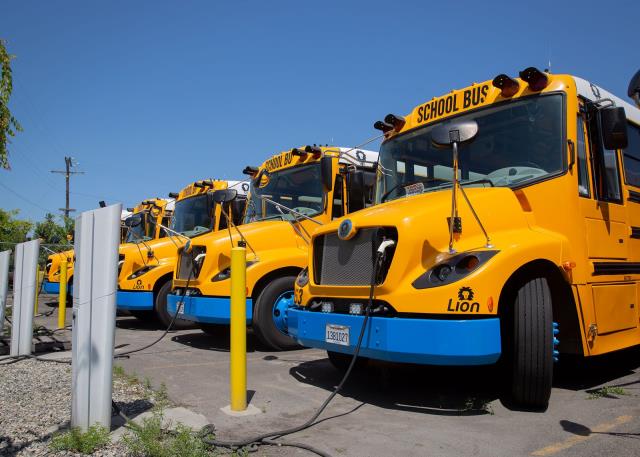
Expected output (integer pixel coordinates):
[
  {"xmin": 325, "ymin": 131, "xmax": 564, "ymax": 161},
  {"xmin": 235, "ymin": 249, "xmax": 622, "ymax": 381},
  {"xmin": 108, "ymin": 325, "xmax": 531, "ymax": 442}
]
[{"xmin": 577, "ymin": 105, "xmax": 638, "ymax": 349}]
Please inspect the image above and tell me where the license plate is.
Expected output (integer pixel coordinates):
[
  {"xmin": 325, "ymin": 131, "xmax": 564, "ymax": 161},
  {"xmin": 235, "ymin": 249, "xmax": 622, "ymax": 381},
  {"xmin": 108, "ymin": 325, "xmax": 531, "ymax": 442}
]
[
  {"xmin": 177, "ymin": 301, "xmax": 185, "ymax": 315},
  {"xmin": 325, "ymin": 324, "xmax": 349, "ymax": 346}
]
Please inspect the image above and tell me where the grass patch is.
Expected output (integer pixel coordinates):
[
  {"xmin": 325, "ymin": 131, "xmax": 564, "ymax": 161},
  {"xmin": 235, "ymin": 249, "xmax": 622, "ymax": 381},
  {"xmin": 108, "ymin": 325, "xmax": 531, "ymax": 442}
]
[
  {"xmin": 50, "ymin": 425, "xmax": 110, "ymax": 454},
  {"xmin": 463, "ymin": 397, "xmax": 494, "ymax": 415},
  {"xmin": 588, "ymin": 386, "xmax": 629, "ymax": 399},
  {"xmin": 122, "ymin": 406, "xmax": 214, "ymax": 457}
]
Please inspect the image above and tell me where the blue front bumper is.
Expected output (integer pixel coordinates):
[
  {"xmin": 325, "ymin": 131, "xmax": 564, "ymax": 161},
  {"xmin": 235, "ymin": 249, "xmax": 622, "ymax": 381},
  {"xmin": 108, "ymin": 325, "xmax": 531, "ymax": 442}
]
[
  {"xmin": 167, "ymin": 293, "xmax": 253, "ymax": 324},
  {"xmin": 288, "ymin": 308, "xmax": 501, "ymax": 366},
  {"xmin": 42, "ymin": 279, "xmax": 73, "ymax": 295},
  {"xmin": 117, "ymin": 291, "xmax": 154, "ymax": 310},
  {"xmin": 42, "ymin": 279, "xmax": 59, "ymax": 294}
]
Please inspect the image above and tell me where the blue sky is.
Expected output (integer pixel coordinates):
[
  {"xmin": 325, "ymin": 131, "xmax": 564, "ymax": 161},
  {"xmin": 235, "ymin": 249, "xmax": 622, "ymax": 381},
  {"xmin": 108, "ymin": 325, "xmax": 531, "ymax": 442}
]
[{"xmin": 1, "ymin": 0, "xmax": 638, "ymax": 222}]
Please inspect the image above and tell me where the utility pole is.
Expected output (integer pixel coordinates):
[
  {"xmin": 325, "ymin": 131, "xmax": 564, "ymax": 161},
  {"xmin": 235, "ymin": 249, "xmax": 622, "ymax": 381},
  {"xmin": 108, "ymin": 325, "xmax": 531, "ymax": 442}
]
[{"xmin": 51, "ymin": 156, "xmax": 84, "ymax": 219}]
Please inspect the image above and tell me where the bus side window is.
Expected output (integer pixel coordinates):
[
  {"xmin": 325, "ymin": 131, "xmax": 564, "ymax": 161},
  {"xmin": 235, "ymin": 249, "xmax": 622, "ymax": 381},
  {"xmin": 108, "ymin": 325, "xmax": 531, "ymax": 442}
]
[
  {"xmin": 159, "ymin": 216, "xmax": 171, "ymax": 238},
  {"xmin": 332, "ymin": 175, "xmax": 344, "ymax": 219},
  {"xmin": 577, "ymin": 116, "xmax": 591, "ymax": 197},
  {"xmin": 622, "ymin": 123, "xmax": 640, "ymax": 187}
]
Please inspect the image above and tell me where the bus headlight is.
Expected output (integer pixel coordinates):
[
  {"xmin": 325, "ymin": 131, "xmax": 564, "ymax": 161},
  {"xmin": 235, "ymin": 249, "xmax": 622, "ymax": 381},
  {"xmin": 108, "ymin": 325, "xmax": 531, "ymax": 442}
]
[
  {"xmin": 412, "ymin": 250, "xmax": 499, "ymax": 289},
  {"xmin": 296, "ymin": 267, "xmax": 309, "ymax": 288},
  {"xmin": 128, "ymin": 265, "xmax": 157, "ymax": 280},
  {"xmin": 211, "ymin": 260, "xmax": 258, "ymax": 282}
]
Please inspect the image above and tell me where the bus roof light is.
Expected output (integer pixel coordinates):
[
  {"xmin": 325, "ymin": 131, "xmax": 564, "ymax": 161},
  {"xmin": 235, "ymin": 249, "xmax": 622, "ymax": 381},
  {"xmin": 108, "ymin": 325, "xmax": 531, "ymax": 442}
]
[
  {"xmin": 492, "ymin": 74, "xmax": 520, "ymax": 97},
  {"xmin": 168, "ymin": 192, "xmax": 178, "ymax": 198},
  {"xmin": 291, "ymin": 147, "xmax": 308, "ymax": 157},
  {"xmin": 519, "ymin": 67, "xmax": 549, "ymax": 91},
  {"xmin": 373, "ymin": 120, "xmax": 394, "ymax": 133},
  {"xmin": 304, "ymin": 145, "xmax": 323, "ymax": 157},
  {"xmin": 242, "ymin": 166, "xmax": 259, "ymax": 176},
  {"xmin": 384, "ymin": 114, "xmax": 406, "ymax": 132}
]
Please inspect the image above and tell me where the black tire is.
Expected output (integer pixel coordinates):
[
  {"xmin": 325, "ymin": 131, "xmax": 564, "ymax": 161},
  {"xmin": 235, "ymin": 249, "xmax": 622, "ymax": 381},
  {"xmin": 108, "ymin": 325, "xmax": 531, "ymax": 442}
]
[
  {"xmin": 154, "ymin": 280, "xmax": 194, "ymax": 330},
  {"xmin": 507, "ymin": 277, "xmax": 553, "ymax": 410},
  {"xmin": 252, "ymin": 275, "xmax": 300, "ymax": 350},
  {"xmin": 327, "ymin": 351, "xmax": 368, "ymax": 372}
]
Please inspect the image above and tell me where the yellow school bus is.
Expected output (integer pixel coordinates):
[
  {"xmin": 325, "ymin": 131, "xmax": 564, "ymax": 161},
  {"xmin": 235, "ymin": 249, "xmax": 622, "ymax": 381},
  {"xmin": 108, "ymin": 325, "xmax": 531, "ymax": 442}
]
[
  {"xmin": 117, "ymin": 180, "xmax": 247, "ymax": 328},
  {"xmin": 167, "ymin": 146, "xmax": 378, "ymax": 349},
  {"xmin": 42, "ymin": 199, "xmax": 171, "ymax": 296},
  {"xmin": 289, "ymin": 68, "xmax": 640, "ymax": 409}
]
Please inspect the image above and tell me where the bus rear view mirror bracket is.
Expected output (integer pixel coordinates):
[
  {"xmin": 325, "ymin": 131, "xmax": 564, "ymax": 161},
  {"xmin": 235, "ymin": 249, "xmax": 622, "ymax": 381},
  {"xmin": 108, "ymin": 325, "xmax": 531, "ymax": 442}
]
[
  {"xmin": 599, "ymin": 106, "xmax": 628, "ymax": 150},
  {"xmin": 212, "ymin": 189, "xmax": 238, "ymax": 204},
  {"xmin": 320, "ymin": 156, "xmax": 333, "ymax": 192},
  {"xmin": 430, "ymin": 120, "xmax": 492, "ymax": 253}
]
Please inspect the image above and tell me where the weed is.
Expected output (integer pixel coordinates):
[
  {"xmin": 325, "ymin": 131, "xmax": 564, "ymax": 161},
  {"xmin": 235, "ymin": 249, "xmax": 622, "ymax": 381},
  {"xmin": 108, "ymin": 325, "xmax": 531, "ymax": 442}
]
[
  {"xmin": 144, "ymin": 376, "xmax": 153, "ymax": 390},
  {"xmin": 122, "ymin": 407, "xmax": 212, "ymax": 457},
  {"xmin": 50, "ymin": 425, "xmax": 110, "ymax": 454},
  {"xmin": 588, "ymin": 386, "xmax": 629, "ymax": 399},
  {"xmin": 113, "ymin": 364, "xmax": 126, "ymax": 378}
]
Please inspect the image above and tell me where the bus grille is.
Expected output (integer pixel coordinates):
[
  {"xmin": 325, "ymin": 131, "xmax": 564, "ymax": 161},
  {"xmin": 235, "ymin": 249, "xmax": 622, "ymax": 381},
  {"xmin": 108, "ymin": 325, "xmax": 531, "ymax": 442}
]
[{"xmin": 313, "ymin": 228, "xmax": 396, "ymax": 286}]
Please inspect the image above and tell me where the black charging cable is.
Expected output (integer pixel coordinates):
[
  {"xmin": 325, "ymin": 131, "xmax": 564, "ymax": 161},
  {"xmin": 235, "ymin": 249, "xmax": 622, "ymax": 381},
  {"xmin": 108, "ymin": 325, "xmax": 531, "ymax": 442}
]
[{"xmin": 200, "ymin": 246, "xmax": 388, "ymax": 456}]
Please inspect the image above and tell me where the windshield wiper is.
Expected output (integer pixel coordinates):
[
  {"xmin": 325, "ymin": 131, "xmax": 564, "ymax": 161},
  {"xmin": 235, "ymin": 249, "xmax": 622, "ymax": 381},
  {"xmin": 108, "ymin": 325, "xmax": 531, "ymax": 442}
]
[
  {"xmin": 424, "ymin": 178, "xmax": 495, "ymax": 193},
  {"xmin": 259, "ymin": 197, "xmax": 322, "ymax": 225}
]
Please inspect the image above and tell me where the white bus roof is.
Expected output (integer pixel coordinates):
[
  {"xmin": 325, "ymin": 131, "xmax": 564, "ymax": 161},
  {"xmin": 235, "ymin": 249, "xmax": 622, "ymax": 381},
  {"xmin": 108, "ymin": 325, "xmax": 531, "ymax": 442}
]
[
  {"xmin": 336, "ymin": 147, "xmax": 378, "ymax": 169},
  {"xmin": 226, "ymin": 180, "xmax": 250, "ymax": 196},
  {"xmin": 573, "ymin": 76, "xmax": 640, "ymax": 125}
]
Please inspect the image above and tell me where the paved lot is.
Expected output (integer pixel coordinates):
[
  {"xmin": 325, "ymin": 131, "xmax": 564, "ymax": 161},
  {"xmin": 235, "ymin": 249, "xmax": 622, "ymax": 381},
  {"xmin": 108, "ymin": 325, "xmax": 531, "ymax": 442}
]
[{"xmin": 32, "ymin": 296, "xmax": 640, "ymax": 456}]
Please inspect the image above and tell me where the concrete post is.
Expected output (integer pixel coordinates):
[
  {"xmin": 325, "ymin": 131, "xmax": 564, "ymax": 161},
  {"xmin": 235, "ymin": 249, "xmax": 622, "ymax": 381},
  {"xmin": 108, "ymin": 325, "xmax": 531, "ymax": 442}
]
[
  {"xmin": 0, "ymin": 250, "xmax": 10, "ymax": 337},
  {"xmin": 71, "ymin": 204, "xmax": 121, "ymax": 430},
  {"xmin": 10, "ymin": 240, "xmax": 40, "ymax": 356}
]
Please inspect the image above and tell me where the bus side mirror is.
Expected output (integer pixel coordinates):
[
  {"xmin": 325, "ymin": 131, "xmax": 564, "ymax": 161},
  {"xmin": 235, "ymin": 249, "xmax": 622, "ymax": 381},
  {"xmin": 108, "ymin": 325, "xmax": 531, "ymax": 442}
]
[
  {"xmin": 320, "ymin": 156, "xmax": 333, "ymax": 192},
  {"xmin": 600, "ymin": 106, "xmax": 628, "ymax": 150},
  {"xmin": 125, "ymin": 215, "xmax": 142, "ymax": 227},
  {"xmin": 212, "ymin": 189, "xmax": 238, "ymax": 203},
  {"xmin": 347, "ymin": 170, "xmax": 366, "ymax": 212}
]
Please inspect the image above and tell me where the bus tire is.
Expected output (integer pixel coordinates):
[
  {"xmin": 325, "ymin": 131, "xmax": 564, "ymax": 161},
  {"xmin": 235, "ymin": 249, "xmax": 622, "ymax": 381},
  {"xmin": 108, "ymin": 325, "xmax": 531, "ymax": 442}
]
[
  {"xmin": 154, "ymin": 280, "xmax": 194, "ymax": 330},
  {"xmin": 252, "ymin": 276, "xmax": 300, "ymax": 351},
  {"xmin": 508, "ymin": 277, "xmax": 553, "ymax": 410},
  {"xmin": 327, "ymin": 351, "xmax": 368, "ymax": 373}
]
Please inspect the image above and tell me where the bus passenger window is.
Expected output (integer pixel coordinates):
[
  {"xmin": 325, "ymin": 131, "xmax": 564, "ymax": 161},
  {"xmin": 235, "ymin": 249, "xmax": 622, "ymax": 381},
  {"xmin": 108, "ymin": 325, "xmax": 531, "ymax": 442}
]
[
  {"xmin": 577, "ymin": 116, "xmax": 590, "ymax": 197},
  {"xmin": 622, "ymin": 123, "xmax": 640, "ymax": 187}
]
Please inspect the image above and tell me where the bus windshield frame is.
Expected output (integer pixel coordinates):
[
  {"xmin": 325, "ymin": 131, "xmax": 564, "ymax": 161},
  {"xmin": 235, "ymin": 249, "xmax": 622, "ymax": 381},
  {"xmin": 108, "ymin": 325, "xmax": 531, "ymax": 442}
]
[
  {"xmin": 375, "ymin": 93, "xmax": 567, "ymax": 204},
  {"xmin": 244, "ymin": 162, "xmax": 325, "ymax": 223}
]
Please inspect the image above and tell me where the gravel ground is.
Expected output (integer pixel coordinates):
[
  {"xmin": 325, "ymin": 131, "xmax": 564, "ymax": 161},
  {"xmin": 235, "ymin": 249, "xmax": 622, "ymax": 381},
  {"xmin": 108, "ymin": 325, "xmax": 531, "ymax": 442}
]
[{"xmin": 0, "ymin": 357, "xmax": 155, "ymax": 456}]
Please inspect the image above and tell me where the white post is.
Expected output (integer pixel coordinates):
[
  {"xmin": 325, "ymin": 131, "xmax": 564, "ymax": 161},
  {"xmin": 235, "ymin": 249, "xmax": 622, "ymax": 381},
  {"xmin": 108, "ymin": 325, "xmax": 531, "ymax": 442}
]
[
  {"xmin": 10, "ymin": 240, "xmax": 40, "ymax": 356},
  {"xmin": 71, "ymin": 204, "xmax": 121, "ymax": 430},
  {"xmin": 0, "ymin": 250, "xmax": 10, "ymax": 337}
]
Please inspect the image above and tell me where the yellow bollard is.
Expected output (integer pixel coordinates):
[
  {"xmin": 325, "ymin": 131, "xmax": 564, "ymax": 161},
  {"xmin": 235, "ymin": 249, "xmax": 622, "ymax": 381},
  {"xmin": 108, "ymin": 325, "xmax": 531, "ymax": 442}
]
[
  {"xmin": 58, "ymin": 260, "xmax": 68, "ymax": 329},
  {"xmin": 34, "ymin": 266, "xmax": 41, "ymax": 315},
  {"xmin": 229, "ymin": 242, "xmax": 247, "ymax": 411}
]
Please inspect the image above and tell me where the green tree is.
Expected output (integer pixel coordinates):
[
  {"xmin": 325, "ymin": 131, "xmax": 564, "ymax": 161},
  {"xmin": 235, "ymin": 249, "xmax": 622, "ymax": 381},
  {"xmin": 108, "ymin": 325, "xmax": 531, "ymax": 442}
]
[
  {"xmin": 34, "ymin": 212, "xmax": 68, "ymax": 244},
  {"xmin": 0, "ymin": 208, "xmax": 32, "ymax": 245},
  {"xmin": 1, "ymin": 39, "xmax": 22, "ymax": 170}
]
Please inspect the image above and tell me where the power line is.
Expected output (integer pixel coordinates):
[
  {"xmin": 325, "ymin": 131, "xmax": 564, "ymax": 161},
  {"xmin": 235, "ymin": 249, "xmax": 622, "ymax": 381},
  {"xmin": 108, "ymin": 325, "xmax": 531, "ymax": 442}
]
[{"xmin": 0, "ymin": 181, "xmax": 56, "ymax": 214}]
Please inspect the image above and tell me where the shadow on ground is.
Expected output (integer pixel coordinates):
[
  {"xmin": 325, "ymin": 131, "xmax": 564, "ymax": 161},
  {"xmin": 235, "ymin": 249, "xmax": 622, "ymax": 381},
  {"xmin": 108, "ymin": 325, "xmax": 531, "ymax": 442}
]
[
  {"xmin": 290, "ymin": 358, "xmax": 500, "ymax": 416},
  {"xmin": 289, "ymin": 346, "xmax": 640, "ymax": 415}
]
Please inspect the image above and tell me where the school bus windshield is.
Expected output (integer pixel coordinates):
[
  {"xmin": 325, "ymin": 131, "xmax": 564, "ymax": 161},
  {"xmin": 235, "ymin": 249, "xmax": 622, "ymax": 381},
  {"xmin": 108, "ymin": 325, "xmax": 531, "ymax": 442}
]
[
  {"xmin": 244, "ymin": 163, "xmax": 324, "ymax": 223},
  {"xmin": 170, "ymin": 194, "xmax": 213, "ymax": 237},
  {"xmin": 125, "ymin": 211, "xmax": 151, "ymax": 243},
  {"xmin": 376, "ymin": 94, "xmax": 565, "ymax": 203}
]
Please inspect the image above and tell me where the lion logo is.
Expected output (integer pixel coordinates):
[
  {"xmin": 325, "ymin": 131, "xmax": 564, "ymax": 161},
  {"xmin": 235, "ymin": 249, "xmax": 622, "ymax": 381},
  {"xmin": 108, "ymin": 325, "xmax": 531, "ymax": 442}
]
[{"xmin": 458, "ymin": 286, "xmax": 474, "ymax": 301}]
